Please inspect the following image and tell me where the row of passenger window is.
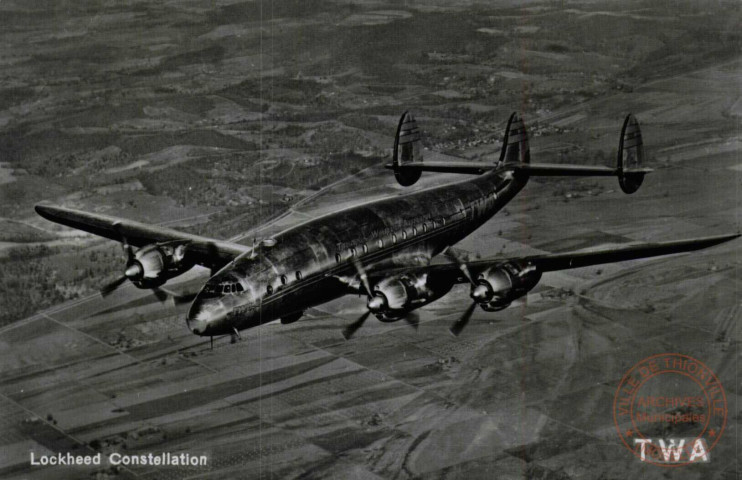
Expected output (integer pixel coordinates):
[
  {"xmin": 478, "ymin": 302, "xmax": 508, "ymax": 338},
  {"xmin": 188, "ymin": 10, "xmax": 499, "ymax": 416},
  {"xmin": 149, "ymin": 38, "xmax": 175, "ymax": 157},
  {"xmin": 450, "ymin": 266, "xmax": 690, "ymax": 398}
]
[
  {"xmin": 266, "ymin": 270, "xmax": 303, "ymax": 295},
  {"xmin": 334, "ymin": 217, "xmax": 447, "ymax": 263},
  {"xmin": 331, "ymin": 190, "xmax": 498, "ymax": 264}
]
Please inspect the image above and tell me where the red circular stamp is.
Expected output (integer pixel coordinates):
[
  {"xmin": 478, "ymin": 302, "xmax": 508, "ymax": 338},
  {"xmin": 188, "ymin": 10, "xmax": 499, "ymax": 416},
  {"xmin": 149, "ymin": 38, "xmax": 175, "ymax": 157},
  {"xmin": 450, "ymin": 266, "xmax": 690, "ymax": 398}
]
[{"xmin": 613, "ymin": 353, "xmax": 726, "ymax": 466}]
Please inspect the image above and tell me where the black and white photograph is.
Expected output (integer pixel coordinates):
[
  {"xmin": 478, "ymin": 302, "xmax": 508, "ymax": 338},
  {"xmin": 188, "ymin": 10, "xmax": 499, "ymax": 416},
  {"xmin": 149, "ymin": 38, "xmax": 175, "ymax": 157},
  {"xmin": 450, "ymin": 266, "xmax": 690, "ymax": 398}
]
[{"xmin": 0, "ymin": 0, "xmax": 739, "ymax": 478}]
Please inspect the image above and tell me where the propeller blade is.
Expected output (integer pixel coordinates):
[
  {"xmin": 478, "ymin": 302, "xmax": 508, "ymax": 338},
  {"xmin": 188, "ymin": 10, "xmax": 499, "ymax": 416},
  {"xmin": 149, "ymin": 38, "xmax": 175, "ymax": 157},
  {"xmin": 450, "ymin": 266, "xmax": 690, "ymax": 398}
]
[
  {"xmin": 206, "ymin": 241, "xmax": 224, "ymax": 276},
  {"xmin": 404, "ymin": 311, "xmax": 420, "ymax": 331},
  {"xmin": 122, "ymin": 241, "xmax": 133, "ymax": 260},
  {"xmin": 172, "ymin": 292, "xmax": 198, "ymax": 305},
  {"xmin": 112, "ymin": 223, "xmax": 134, "ymax": 260},
  {"xmin": 449, "ymin": 301, "xmax": 477, "ymax": 337},
  {"xmin": 352, "ymin": 259, "xmax": 373, "ymax": 297},
  {"xmin": 100, "ymin": 275, "xmax": 128, "ymax": 297},
  {"xmin": 444, "ymin": 249, "xmax": 477, "ymax": 287},
  {"xmin": 152, "ymin": 287, "xmax": 198, "ymax": 308},
  {"xmin": 342, "ymin": 310, "xmax": 371, "ymax": 340},
  {"xmin": 152, "ymin": 288, "xmax": 170, "ymax": 303}
]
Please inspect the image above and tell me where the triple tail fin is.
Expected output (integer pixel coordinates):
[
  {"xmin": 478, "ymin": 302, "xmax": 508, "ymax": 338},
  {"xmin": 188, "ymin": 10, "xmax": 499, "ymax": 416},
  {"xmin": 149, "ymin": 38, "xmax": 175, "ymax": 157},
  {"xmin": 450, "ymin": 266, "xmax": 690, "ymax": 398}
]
[{"xmin": 386, "ymin": 110, "xmax": 650, "ymax": 194}]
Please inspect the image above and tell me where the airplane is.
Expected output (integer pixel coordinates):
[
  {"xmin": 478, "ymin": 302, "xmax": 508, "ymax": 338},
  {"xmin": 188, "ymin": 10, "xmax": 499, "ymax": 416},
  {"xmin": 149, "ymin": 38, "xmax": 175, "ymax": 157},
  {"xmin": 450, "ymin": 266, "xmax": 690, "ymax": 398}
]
[{"xmin": 35, "ymin": 112, "xmax": 739, "ymax": 343}]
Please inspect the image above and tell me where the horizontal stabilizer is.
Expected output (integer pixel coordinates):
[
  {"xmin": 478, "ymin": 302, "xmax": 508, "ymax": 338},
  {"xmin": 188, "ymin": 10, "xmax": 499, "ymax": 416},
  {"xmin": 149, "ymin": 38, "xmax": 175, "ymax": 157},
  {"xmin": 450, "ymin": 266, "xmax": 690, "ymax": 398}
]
[
  {"xmin": 385, "ymin": 160, "xmax": 493, "ymax": 175},
  {"xmin": 512, "ymin": 163, "xmax": 653, "ymax": 177}
]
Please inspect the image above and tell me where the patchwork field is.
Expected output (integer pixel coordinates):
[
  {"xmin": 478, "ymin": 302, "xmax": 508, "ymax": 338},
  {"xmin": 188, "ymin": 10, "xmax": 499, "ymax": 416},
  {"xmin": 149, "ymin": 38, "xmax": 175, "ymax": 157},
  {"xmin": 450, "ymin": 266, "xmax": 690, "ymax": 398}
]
[{"xmin": 0, "ymin": 0, "xmax": 740, "ymax": 478}]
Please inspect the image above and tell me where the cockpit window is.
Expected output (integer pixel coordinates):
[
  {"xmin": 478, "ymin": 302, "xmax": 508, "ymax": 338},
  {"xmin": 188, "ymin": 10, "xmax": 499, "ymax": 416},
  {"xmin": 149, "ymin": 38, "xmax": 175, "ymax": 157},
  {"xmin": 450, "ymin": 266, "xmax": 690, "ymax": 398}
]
[
  {"xmin": 201, "ymin": 283, "xmax": 221, "ymax": 298},
  {"xmin": 203, "ymin": 281, "xmax": 243, "ymax": 297}
]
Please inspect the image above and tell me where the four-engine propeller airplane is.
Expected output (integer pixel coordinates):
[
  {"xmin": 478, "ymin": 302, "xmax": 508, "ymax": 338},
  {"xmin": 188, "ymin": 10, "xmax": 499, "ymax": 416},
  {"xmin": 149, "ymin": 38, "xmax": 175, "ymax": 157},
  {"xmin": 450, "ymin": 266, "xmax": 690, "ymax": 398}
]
[{"xmin": 36, "ymin": 112, "xmax": 738, "ymax": 343}]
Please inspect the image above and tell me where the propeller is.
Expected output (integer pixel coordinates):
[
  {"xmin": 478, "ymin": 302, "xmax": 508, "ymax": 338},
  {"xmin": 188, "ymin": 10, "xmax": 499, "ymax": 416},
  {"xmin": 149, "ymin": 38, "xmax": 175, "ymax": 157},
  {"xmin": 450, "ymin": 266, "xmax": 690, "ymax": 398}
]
[
  {"xmin": 342, "ymin": 310, "xmax": 372, "ymax": 340},
  {"xmin": 101, "ymin": 226, "xmax": 138, "ymax": 297},
  {"xmin": 206, "ymin": 241, "xmax": 223, "ymax": 276},
  {"xmin": 152, "ymin": 287, "xmax": 169, "ymax": 303},
  {"xmin": 404, "ymin": 311, "xmax": 420, "ymax": 331},
  {"xmin": 154, "ymin": 288, "xmax": 198, "ymax": 310},
  {"xmin": 341, "ymin": 259, "xmax": 383, "ymax": 339},
  {"xmin": 449, "ymin": 301, "xmax": 477, "ymax": 337},
  {"xmin": 353, "ymin": 259, "xmax": 374, "ymax": 297},
  {"xmin": 100, "ymin": 275, "xmax": 129, "ymax": 297},
  {"xmin": 171, "ymin": 291, "xmax": 198, "ymax": 306},
  {"xmin": 444, "ymin": 248, "xmax": 477, "ymax": 287},
  {"xmin": 443, "ymin": 248, "xmax": 482, "ymax": 336}
]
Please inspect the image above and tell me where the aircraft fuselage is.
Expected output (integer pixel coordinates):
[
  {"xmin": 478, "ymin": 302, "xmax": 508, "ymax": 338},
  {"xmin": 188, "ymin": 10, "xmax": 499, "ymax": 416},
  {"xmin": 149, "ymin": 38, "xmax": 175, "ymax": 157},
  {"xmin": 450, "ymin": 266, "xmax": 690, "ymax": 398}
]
[{"xmin": 186, "ymin": 169, "xmax": 528, "ymax": 336}]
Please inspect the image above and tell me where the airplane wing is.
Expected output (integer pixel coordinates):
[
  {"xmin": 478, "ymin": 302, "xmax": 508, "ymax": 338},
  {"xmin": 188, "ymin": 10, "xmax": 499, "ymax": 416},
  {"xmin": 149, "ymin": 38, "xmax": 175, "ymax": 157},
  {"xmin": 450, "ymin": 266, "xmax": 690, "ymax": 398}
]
[
  {"xmin": 366, "ymin": 233, "xmax": 740, "ymax": 284},
  {"xmin": 35, "ymin": 204, "xmax": 250, "ymax": 271}
]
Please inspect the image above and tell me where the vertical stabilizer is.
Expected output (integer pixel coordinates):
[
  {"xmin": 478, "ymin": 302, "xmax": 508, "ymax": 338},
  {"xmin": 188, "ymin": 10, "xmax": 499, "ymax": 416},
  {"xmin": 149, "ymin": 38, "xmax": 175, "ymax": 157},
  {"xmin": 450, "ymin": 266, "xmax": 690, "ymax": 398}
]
[
  {"xmin": 393, "ymin": 111, "xmax": 423, "ymax": 186},
  {"xmin": 499, "ymin": 113, "xmax": 530, "ymax": 166},
  {"xmin": 617, "ymin": 114, "xmax": 645, "ymax": 194}
]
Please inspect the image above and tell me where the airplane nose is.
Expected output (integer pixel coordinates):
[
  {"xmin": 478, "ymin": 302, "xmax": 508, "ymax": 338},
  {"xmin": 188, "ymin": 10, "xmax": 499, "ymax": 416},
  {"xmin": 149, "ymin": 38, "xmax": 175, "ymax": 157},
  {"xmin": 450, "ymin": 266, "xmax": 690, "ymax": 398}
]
[
  {"xmin": 186, "ymin": 313, "xmax": 209, "ymax": 336},
  {"xmin": 186, "ymin": 300, "xmax": 226, "ymax": 336}
]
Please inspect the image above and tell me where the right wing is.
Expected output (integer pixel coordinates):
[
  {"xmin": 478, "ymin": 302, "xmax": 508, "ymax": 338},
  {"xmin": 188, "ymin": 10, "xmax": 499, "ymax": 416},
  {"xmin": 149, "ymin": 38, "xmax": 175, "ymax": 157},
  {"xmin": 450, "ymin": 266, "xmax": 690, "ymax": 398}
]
[
  {"xmin": 497, "ymin": 233, "xmax": 738, "ymax": 273},
  {"xmin": 35, "ymin": 204, "xmax": 250, "ymax": 272},
  {"xmin": 366, "ymin": 233, "xmax": 740, "ymax": 284}
]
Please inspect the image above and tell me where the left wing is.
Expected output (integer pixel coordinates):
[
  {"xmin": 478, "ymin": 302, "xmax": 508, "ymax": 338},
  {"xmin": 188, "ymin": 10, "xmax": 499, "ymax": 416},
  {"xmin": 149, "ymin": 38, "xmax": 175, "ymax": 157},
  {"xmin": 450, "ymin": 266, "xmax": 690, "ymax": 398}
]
[
  {"xmin": 35, "ymin": 204, "xmax": 250, "ymax": 271},
  {"xmin": 367, "ymin": 233, "xmax": 739, "ymax": 284}
]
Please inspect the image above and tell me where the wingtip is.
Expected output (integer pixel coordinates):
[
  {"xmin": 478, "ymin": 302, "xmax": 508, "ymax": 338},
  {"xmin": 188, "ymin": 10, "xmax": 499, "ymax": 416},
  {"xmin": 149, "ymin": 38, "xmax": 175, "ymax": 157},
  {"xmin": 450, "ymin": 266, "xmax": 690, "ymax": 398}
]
[
  {"xmin": 34, "ymin": 203, "xmax": 55, "ymax": 219},
  {"xmin": 702, "ymin": 232, "xmax": 741, "ymax": 247}
]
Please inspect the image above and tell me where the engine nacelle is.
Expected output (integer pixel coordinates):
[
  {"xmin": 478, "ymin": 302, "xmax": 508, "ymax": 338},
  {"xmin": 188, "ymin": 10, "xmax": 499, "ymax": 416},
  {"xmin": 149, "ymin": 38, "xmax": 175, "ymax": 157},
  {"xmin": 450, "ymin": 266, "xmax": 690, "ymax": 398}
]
[
  {"xmin": 473, "ymin": 262, "xmax": 541, "ymax": 311},
  {"xmin": 368, "ymin": 272, "xmax": 454, "ymax": 321},
  {"xmin": 126, "ymin": 243, "xmax": 194, "ymax": 289}
]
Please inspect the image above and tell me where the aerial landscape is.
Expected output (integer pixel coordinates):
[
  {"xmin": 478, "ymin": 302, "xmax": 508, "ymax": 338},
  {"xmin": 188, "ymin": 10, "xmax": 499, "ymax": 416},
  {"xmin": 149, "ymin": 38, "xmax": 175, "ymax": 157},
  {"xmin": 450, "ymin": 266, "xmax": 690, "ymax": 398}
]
[{"xmin": 0, "ymin": 0, "xmax": 740, "ymax": 478}]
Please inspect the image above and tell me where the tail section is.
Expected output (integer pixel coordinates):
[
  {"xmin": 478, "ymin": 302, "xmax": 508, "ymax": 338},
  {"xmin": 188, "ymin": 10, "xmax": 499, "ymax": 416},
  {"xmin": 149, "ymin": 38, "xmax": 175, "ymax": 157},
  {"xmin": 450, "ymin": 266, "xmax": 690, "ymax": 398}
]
[
  {"xmin": 386, "ymin": 111, "xmax": 649, "ymax": 192},
  {"xmin": 510, "ymin": 113, "xmax": 651, "ymax": 195},
  {"xmin": 616, "ymin": 113, "xmax": 645, "ymax": 194},
  {"xmin": 392, "ymin": 111, "xmax": 423, "ymax": 187},
  {"xmin": 499, "ymin": 112, "xmax": 530, "ymax": 166}
]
